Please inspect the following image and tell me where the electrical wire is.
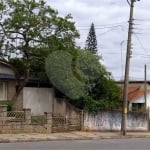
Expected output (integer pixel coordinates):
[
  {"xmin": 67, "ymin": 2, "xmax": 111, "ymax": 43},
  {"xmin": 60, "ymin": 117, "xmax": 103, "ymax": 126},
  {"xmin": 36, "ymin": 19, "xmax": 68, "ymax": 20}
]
[
  {"xmin": 76, "ymin": 21, "xmax": 128, "ymax": 28},
  {"xmin": 133, "ymin": 33, "xmax": 149, "ymax": 55},
  {"xmin": 78, "ymin": 25, "xmax": 127, "ymax": 31}
]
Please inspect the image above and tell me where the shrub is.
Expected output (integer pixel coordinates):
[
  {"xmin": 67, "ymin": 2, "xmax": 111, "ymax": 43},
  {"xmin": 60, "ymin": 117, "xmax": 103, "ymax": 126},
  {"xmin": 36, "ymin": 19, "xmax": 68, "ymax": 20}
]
[{"xmin": 0, "ymin": 101, "xmax": 13, "ymax": 111}]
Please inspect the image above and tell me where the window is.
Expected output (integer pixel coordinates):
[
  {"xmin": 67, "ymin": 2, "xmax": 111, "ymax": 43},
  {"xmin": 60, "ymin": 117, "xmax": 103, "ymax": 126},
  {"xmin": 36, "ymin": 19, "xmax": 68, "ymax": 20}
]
[
  {"xmin": 0, "ymin": 82, "xmax": 7, "ymax": 100},
  {"xmin": 132, "ymin": 103, "xmax": 145, "ymax": 112}
]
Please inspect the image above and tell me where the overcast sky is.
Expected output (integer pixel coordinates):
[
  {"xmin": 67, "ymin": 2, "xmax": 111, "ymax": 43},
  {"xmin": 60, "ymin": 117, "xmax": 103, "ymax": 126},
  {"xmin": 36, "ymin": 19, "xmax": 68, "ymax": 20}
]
[{"xmin": 47, "ymin": 0, "xmax": 150, "ymax": 81}]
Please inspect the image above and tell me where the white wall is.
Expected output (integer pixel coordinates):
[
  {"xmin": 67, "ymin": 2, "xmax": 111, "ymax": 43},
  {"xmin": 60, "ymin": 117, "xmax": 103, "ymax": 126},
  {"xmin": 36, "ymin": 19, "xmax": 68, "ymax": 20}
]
[
  {"xmin": 145, "ymin": 93, "xmax": 150, "ymax": 108},
  {"xmin": 23, "ymin": 87, "xmax": 54, "ymax": 115},
  {"xmin": 84, "ymin": 111, "xmax": 148, "ymax": 131}
]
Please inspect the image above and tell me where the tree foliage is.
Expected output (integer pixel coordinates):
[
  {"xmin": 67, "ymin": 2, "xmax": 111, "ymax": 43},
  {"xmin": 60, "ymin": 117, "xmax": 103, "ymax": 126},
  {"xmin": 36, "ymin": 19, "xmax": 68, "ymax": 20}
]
[
  {"xmin": 70, "ymin": 76, "xmax": 121, "ymax": 111},
  {"xmin": 45, "ymin": 49, "xmax": 106, "ymax": 100},
  {"xmin": 0, "ymin": 0, "xmax": 121, "ymax": 111},
  {"xmin": 85, "ymin": 23, "xmax": 98, "ymax": 54},
  {"xmin": 0, "ymin": 0, "xmax": 79, "ymax": 99},
  {"xmin": 45, "ymin": 47, "xmax": 121, "ymax": 111}
]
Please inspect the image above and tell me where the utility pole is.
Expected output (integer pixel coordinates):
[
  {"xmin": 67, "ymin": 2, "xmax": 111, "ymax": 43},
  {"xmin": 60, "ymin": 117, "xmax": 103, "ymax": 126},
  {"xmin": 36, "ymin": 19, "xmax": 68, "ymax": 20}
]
[
  {"xmin": 121, "ymin": 0, "xmax": 140, "ymax": 136},
  {"xmin": 120, "ymin": 41, "xmax": 124, "ymax": 80},
  {"xmin": 144, "ymin": 64, "xmax": 147, "ymax": 110}
]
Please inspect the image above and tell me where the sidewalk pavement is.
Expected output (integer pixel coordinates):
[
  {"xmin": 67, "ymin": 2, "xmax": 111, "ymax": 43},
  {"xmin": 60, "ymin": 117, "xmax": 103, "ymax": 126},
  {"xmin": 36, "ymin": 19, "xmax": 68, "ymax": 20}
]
[{"xmin": 0, "ymin": 131, "xmax": 150, "ymax": 143}]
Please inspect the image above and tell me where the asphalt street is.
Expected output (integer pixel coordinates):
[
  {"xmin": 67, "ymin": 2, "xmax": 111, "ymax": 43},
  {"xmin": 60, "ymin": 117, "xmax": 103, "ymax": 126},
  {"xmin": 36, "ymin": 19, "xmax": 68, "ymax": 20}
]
[{"xmin": 0, "ymin": 138, "xmax": 150, "ymax": 150}]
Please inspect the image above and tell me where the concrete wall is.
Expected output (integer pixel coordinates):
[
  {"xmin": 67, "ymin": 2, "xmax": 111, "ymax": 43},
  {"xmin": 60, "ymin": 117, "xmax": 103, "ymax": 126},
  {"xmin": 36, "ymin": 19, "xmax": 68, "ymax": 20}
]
[
  {"xmin": 84, "ymin": 110, "xmax": 148, "ymax": 131},
  {"xmin": 53, "ymin": 98, "xmax": 66, "ymax": 115},
  {"xmin": 53, "ymin": 98, "xmax": 81, "ymax": 118},
  {"xmin": 23, "ymin": 87, "xmax": 54, "ymax": 115},
  {"xmin": 145, "ymin": 93, "xmax": 150, "ymax": 108}
]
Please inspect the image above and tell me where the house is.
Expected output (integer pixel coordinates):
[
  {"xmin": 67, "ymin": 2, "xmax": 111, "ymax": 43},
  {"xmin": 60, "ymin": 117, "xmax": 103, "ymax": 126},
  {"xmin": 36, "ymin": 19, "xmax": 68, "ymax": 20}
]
[
  {"xmin": 128, "ymin": 85, "xmax": 150, "ymax": 111},
  {"xmin": 0, "ymin": 59, "xmax": 17, "ymax": 102},
  {"xmin": 117, "ymin": 81, "xmax": 150, "ymax": 111},
  {"xmin": 0, "ymin": 60, "xmax": 80, "ymax": 116}
]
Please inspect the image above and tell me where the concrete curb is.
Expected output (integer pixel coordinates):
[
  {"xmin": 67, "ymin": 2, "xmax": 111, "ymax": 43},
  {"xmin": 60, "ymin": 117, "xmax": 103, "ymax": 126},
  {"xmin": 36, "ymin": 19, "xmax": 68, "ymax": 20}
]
[{"xmin": 0, "ymin": 134, "xmax": 150, "ymax": 143}]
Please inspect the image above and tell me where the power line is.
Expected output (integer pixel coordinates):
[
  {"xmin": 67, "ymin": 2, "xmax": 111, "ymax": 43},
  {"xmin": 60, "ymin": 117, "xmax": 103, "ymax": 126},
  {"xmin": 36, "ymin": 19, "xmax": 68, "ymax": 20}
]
[
  {"xmin": 78, "ymin": 25, "xmax": 127, "ymax": 31},
  {"xmin": 76, "ymin": 21, "xmax": 128, "ymax": 28},
  {"xmin": 133, "ymin": 33, "xmax": 149, "ymax": 55},
  {"xmin": 102, "ymin": 52, "xmax": 150, "ymax": 58},
  {"xmin": 134, "ymin": 18, "xmax": 150, "ymax": 22},
  {"xmin": 134, "ymin": 23, "xmax": 150, "ymax": 27},
  {"xmin": 134, "ymin": 27, "xmax": 150, "ymax": 31}
]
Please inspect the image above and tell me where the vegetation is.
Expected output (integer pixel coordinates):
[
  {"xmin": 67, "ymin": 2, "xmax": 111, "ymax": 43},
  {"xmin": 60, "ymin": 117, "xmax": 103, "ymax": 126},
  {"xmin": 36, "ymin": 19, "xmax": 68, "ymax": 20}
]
[
  {"xmin": 0, "ymin": 101, "xmax": 13, "ymax": 111},
  {"xmin": 70, "ymin": 70, "xmax": 121, "ymax": 111},
  {"xmin": 0, "ymin": 0, "xmax": 121, "ymax": 111},
  {"xmin": 0, "ymin": 0, "xmax": 79, "ymax": 100},
  {"xmin": 85, "ymin": 23, "xmax": 98, "ymax": 54},
  {"xmin": 46, "ymin": 48, "xmax": 121, "ymax": 111}
]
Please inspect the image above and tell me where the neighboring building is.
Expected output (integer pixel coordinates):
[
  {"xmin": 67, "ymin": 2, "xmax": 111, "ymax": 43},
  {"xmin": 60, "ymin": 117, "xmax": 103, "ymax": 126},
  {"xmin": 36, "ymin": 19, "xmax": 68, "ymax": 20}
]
[
  {"xmin": 128, "ymin": 85, "xmax": 150, "ymax": 111},
  {"xmin": 117, "ymin": 81, "xmax": 150, "ymax": 111}
]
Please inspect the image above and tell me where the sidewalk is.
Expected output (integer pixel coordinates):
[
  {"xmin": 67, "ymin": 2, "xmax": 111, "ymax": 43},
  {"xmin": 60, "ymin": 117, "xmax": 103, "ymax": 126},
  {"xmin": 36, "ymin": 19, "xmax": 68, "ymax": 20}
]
[{"xmin": 0, "ymin": 131, "xmax": 150, "ymax": 143}]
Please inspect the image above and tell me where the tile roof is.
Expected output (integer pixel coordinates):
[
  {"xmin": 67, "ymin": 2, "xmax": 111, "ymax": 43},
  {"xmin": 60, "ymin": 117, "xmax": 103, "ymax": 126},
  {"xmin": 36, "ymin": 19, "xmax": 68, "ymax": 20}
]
[{"xmin": 127, "ymin": 86, "xmax": 150, "ymax": 102}]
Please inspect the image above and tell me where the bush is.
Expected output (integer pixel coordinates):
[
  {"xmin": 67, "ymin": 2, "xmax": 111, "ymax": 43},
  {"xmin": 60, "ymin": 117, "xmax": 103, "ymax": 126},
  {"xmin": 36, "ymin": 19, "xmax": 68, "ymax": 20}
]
[
  {"xmin": 71, "ymin": 95, "xmax": 121, "ymax": 112},
  {"xmin": 0, "ymin": 101, "xmax": 13, "ymax": 111}
]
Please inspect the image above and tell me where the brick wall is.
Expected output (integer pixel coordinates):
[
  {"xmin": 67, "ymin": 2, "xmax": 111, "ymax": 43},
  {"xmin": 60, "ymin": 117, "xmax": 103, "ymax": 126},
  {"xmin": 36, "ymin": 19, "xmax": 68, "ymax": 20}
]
[{"xmin": 0, "ymin": 105, "xmax": 52, "ymax": 134}]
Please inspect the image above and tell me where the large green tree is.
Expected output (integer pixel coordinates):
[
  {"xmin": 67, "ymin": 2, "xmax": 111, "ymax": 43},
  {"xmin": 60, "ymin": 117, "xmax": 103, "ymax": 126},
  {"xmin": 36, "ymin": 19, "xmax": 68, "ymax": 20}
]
[
  {"xmin": 45, "ymin": 49, "xmax": 106, "ymax": 100},
  {"xmin": 45, "ymin": 47, "xmax": 121, "ymax": 111},
  {"xmin": 85, "ymin": 23, "xmax": 98, "ymax": 54},
  {"xmin": 0, "ymin": 0, "xmax": 79, "ymax": 101}
]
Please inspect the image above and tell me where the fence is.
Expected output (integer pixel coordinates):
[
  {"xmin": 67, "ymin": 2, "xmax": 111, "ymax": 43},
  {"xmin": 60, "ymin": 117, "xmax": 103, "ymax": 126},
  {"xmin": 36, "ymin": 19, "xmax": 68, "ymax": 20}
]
[
  {"xmin": 84, "ymin": 110, "xmax": 149, "ymax": 131},
  {"xmin": 52, "ymin": 114, "xmax": 81, "ymax": 132},
  {"xmin": 0, "ymin": 105, "xmax": 148, "ymax": 133},
  {"xmin": 0, "ymin": 105, "xmax": 82, "ymax": 133},
  {"xmin": 0, "ymin": 105, "xmax": 52, "ymax": 133},
  {"xmin": 7, "ymin": 111, "xmax": 25, "ymax": 122}
]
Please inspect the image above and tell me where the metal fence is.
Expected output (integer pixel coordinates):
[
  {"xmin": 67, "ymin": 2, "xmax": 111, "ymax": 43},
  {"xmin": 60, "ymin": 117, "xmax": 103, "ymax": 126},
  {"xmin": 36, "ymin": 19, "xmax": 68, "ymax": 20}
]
[
  {"xmin": 52, "ymin": 114, "xmax": 81, "ymax": 132},
  {"xmin": 7, "ymin": 111, "xmax": 25, "ymax": 122}
]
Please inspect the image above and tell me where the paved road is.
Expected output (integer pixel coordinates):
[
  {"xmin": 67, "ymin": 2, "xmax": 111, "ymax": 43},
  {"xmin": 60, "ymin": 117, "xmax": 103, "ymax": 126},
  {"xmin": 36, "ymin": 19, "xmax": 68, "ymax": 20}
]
[{"xmin": 0, "ymin": 138, "xmax": 150, "ymax": 150}]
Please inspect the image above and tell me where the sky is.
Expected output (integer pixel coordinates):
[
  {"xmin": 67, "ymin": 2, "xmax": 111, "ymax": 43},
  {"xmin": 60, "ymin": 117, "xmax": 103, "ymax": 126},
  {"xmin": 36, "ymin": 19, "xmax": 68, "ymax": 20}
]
[{"xmin": 47, "ymin": 0, "xmax": 150, "ymax": 81}]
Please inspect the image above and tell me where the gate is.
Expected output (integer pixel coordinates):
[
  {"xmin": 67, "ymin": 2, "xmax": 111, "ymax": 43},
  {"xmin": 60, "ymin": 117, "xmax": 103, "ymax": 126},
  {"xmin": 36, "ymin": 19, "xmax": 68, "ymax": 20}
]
[{"xmin": 52, "ymin": 114, "xmax": 81, "ymax": 133}]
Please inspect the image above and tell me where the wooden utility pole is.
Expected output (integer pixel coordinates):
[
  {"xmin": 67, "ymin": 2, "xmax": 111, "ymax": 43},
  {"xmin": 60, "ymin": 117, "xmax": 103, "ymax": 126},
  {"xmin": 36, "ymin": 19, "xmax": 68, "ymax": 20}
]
[
  {"xmin": 121, "ymin": 0, "xmax": 140, "ymax": 136},
  {"xmin": 144, "ymin": 64, "xmax": 147, "ymax": 110}
]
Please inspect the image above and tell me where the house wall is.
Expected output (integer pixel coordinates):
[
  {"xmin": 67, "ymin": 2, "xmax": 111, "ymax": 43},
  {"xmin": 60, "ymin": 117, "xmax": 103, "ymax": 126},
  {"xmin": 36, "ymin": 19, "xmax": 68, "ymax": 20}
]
[
  {"xmin": 0, "ymin": 64, "xmax": 14, "ymax": 75},
  {"xmin": 0, "ymin": 81, "xmax": 7, "ymax": 100},
  {"xmin": 145, "ymin": 93, "xmax": 150, "ymax": 108},
  {"xmin": 129, "ymin": 93, "xmax": 150, "ymax": 110},
  {"xmin": 84, "ymin": 110, "xmax": 148, "ymax": 131},
  {"xmin": 23, "ymin": 87, "xmax": 54, "ymax": 115},
  {"xmin": 0, "ymin": 80, "xmax": 23, "ymax": 110}
]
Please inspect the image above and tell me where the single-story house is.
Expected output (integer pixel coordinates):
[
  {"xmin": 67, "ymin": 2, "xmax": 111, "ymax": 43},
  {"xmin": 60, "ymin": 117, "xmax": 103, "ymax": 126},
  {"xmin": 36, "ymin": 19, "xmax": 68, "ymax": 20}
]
[
  {"xmin": 128, "ymin": 85, "xmax": 150, "ymax": 111},
  {"xmin": 0, "ymin": 59, "xmax": 80, "ymax": 116},
  {"xmin": 117, "ymin": 81, "xmax": 150, "ymax": 111}
]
